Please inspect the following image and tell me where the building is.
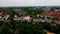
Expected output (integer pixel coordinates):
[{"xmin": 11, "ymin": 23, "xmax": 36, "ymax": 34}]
[
  {"xmin": 0, "ymin": 12, "xmax": 10, "ymax": 21},
  {"xmin": 54, "ymin": 9, "xmax": 60, "ymax": 11},
  {"xmin": 14, "ymin": 15, "xmax": 31, "ymax": 22},
  {"xmin": 23, "ymin": 16, "xmax": 31, "ymax": 22},
  {"xmin": 52, "ymin": 20, "xmax": 60, "ymax": 24},
  {"xmin": 46, "ymin": 12, "xmax": 60, "ymax": 19},
  {"xmin": 14, "ymin": 15, "xmax": 23, "ymax": 21}
]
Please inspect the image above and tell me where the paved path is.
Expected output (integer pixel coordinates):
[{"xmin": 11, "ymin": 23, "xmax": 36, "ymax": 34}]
[{"xmin": 44, "ymin": 29, "xmax": 54, "ymax": 34}]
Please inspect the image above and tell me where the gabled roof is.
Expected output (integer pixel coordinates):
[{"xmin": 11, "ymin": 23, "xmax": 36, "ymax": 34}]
[
  {"xmin": 46, "ymin": 12, "xmax": 60, "ymax": 16},
  {"xmin": 0, "ymin": 14, "xmax": 9, "ymax": 16}
]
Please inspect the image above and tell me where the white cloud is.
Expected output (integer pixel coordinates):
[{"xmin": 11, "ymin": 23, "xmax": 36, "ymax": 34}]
[{"xmin": 0, "ymin": 0, "xmax": 60, "ymax": 7}]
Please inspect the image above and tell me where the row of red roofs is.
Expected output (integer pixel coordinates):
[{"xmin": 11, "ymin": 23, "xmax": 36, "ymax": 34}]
[
  {"xmin": 40, "ymin": 12, "xmax": 60, "ymax": 16},
  {"xmin": 0, "ymin": 13, "xmax": 9, "ymax": 16},
  {"xmin": 47, "ymin": 12, "xmax": 60, "ymax": 16},
  {"xmin": 0, "ymin": 12, "xmax": 60, "ymax": 16}
]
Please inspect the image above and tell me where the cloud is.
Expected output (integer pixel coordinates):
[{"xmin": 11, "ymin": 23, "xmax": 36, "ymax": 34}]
[
  {"xmin": 40, "ymin": 0, "xmax": 60, "ymax": 6},
  {"xmin": 0, "ymin": 0, "xmax": 60, "ymax": 7}
]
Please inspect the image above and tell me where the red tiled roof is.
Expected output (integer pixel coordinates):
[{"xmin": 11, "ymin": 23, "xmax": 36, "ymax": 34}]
[
  {"xmin": 47, "ymin": 12, "xmax": 60, "ymax": 16},
  {"xmin": 47, "ymin": 12, "xmax": 53, "ymax": 16},
  {"xmin": 0, "ymin": 14, "xmax": 9, "ymax": 16}
]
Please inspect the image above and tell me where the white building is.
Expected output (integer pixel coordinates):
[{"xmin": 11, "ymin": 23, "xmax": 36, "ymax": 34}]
[
  {"xmin": 14, "ymin": 15, "xmax": 23, "ymax": 21},
  {"xmin": 23, "ymin": 16, "xmax": 31, "ymax": 22}
]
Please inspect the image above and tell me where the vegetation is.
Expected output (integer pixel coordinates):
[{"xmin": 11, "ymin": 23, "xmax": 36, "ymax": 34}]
[
  {"xmin": 0, "ymin": 20, "xmax": 60, "ymax": 34},
  {"xmin": 39, "ymin": 22, "xmax": 60, "ymax": 34},
  {"xmin": 0, "ymin": 8, "xmax": 46, "ymax": 34},
  {"xmin": 0, "ymin": 21, "xmax": 46, "ymax": 34},
  {"xmin": 0, "ymin": 7, "xmax": 60, "ymax": 34},
  {"xmin": 22, "ymin": 7, "xmax": 44, "ymax": 18}
]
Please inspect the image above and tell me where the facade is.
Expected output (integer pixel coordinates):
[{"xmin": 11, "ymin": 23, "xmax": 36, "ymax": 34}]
[
  {"xmin": 14, "ymin": 15, "xmax": 31, "ymax": 22},
  {"xmin": 14, "ymin": 15, "xmax": 23, "ymax": 21},
  {"xmin": 53, "ymin": 20, "xmax": 60, "ymax": 24},
  {"xmin": 0, "ymin": 12, "xmax": 10, "ymax": 21},
  {"xmin": 54, "ymin": 9, "xmax": 60, "ymax": 11}
]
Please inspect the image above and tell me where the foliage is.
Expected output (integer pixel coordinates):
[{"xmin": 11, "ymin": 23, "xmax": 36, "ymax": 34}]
[
  {"xmin": 0, "ymin": 20, "xmax": 46, "ymax": 34},
  {"xmin": 1, "ymin": 7, "xmax": 60, "ymax": 34}
]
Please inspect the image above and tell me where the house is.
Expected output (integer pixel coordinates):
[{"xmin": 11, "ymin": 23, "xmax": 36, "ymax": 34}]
[
  {"xmin": 14, "ymin": 15, "xmax": 23, "ymax": 21},
  {"xmin": 0, "ymin": 13, "xmax": 10, "ymax": 21},
  {"xmin": 32, "ymin": 18, "xmax": 46, "ymax": 23},
  {"xmin": 33, "ymin": 18, "xmax": 40, "ymax": 23},
  {"xmin": 44, "ymin": 12, "xmax": 60, "ymax": 20},
  {"xmin": 14, "ymin": 15, "xmax": 32, "ymax": 22},
  {"xmin": 54, "ymin": 9, "xmax": 60, "ymax": 11},
  {"xmin": 23, "ymin": 16, "xmax": 31, "ymax": 22},
  {"xmin": 46, "ymin": 12, "xmax": 60, "ymax": 16},
  {"xmin": 52, "ymin": 20, "xmax": 60, "ymax": 24},
  {"xmin": 37, "ymin": 14, "xmax": 45, "ymax": 19},
  {"xmin": 36, "ymin": 12, "xmax": 57, "ymax": 23},
  {"xmin": 3, "ymin": 14, "xmax": 10, "ymax": 20},
  {"xmin": 0, "ymin": 12, "xmax": 3, "ymax": 18},
  {"xmin": 40, "ymin": 20, "xmax": 46, "ymax": 22}
]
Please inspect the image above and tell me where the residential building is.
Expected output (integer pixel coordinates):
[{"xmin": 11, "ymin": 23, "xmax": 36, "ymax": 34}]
[
  {"xmin": 14, "ymin": 15, "xmax": 23, "ymax": 21},
  {"xmin": 0, "ymin": 13, "xmax": 10, "ymax": 21},
  {"xmin": 23, "ymin": 16, "xmax": 31, "ymax": 22}
]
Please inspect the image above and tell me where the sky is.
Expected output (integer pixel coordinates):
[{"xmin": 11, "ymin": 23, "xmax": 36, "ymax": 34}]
[{"xmin": 0, "ymin": 0, "xmax": 60, "ymax": 7}]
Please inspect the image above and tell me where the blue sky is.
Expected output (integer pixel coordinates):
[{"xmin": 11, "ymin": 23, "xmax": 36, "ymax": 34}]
[{"xmin": 0, "ymin": 0, "xmax": 60, "ymax": 7}]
